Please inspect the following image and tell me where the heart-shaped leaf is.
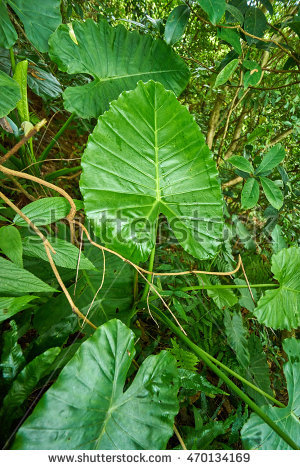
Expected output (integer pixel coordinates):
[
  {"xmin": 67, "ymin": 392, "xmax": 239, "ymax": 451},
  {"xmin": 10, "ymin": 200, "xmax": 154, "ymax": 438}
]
[
  {"xmin": 13, "ymin": 319, "xmax": 179, "ymax": 450},
  {"xmin": 241, "ymin": 338, "xmax": 300, "ymax": 449},
  {"xmin": 49, "ymin": 19, "xmax": 190, "ymax": 118},
  {"xmin": 80, "ymin": 80, "xmax": 223, "ymax": 263},
  {"xmin": 253, "ymin": 247, "xmax": 300, "ymax": 330}
]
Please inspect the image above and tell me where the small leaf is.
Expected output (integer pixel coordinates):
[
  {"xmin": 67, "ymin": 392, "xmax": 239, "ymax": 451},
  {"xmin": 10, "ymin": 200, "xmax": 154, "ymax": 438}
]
[
  {"xmin": 271, "ymin": 225, "xmax": 287, "ymax": 254},
  {"xmin": 178, "ymin": 369, "xmax": 228, "ymax": 396},
  {"xmin": 243, "ymin": 60, "xmax": 262, "ymax": 88},
  {"xmin": 256, "ymin": 144, "xmax": 285, "ymax": 175},
  {"xmin": 0, "ymin": 225, "xmax": 23, "ymax": 267},
  {"xmin": 215, "ymin": 59, "xmax": 239, "ymax": 87},
  {"xmin": 225, "ymin": 4, "xmax": 244, "ymax": 24},
  {"xmin": 260, "ymin": 177, "xmax": 283, "ymax": 210},
  {"xmin": 0, "ymin": 257, "xmax": 56, "ymax": 294},
  {"xmin": 1, "ymin": 321, "xmax": 25, "ymax": 381},
  {"xmin": 197, "ymin": 0, "xmax": 226, "ymax": 25},
  {"xmin": 218, "ymin": 28, "xmax": 242, "ymax": 54},
  {"xmin": 241, "ymin": 178, "xmax": 259, "ymax": 209},
  {"xmin": 0, "ymin": 70, "xmax": 21, "ymax": 118},
  {"xmin": 164, "ymin": 5, "xmax": 190, "ymax": 45},
  {"xmin": 13, "ymin": 319, "xmax": 179, "ymax": 450},
  {"xmin": 228, "ymin": 155, "xmax": 253, "ymax": 174},
  {"xmin": 13, "ymin": 197, "xmax": 83, "ymax": 227},
  {"xmin": 22, "ymin": 236, "xmax": 96, "ymax": 270},
  {"xmin": 244, "ymin": 7, "xmax": 268, "ymax": 44}
]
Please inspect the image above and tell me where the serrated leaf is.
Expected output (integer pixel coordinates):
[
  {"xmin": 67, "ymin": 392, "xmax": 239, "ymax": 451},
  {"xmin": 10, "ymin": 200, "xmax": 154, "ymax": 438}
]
[
  {"xmin": 164, "ymin": 5, "xmax": 190, "ymax": 45},
  {"xmin": 0, "ymin": 1, "xmax": 17, "ymax": 49},
  {"xmin": 215, "ymin": 58, "xmax": 239, "ymax": 87},
  {"xmin": 241, "ymin": 178, "xmax": 259, "ymax": 209},
  {"xmin": 244, "ymin": 7, "xmax": 268, "ymax": 44},
  {"xmin": 13, "ymin": 197, "xmax": 83, "ymax": 227},
  {"xmin": 260, "ymin": 177, "xmax": 283, "ymax": 210},
  {"xmin": 0, "ymin": 257, "xmax": 56, "ymax": 294},
  {"xmin": 22, "ymin": 236, "xmax": 95, "ymax": 270},
  {"xmin": 256, "ymin": 144, "xmax": 285, "ymax": 175},
  {"xmin": 253, "ymin": 247, "xmax": 300, "ymax": 330},
  {"xmin": 13, "ymin": 319, "xmax": 179, "ymax": 450},
  {"xmin": 229, "ymin": 155, "xmax": 253, "ymax": 174},
  {"xmin": 0, "ymin": 225, "xmax": 23, "ymax": 267},
  {"xmin": 218, "ymin": 27, "xmax": 242, "ymax": 54},
  {"xmin": 0, "ymin": 296, "xmax": 37, "ymax": 324},
  {"xmin": 0, "ymin": 69, "xmax": 21, "ymax": 118},
  {"xmin": 80, "ymin": 80, "xmax": 223, "ymax": 264},
  {"xmin": 242, "ymin": 338, "xmax": 300, "ymax": 449},
  {"xmin": 224, "ymin": 310, "xmax": 249, "ymax": 369},
  {"xmin": 197, "ymin": 0, "xmax": 226, "ymax": 25},
  {"xmin": 6, "ymin": 0, "xmax": 61, "ymax": 52},
  {"xmin": 49, "ymin": 19, "xmax": 190, "ymax": 118}
]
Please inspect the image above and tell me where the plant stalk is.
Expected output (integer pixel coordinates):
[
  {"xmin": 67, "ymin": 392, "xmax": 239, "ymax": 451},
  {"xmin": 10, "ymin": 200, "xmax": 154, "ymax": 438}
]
[
  {"xmin": 182, "ymin": 283, "xmax": 276, "ymax": 291},
  {"xmin": 145, "ymin": 303, "xmax": 299, "ymax": 450},
  {"xmin": 140, "ymin": 223, "xmax": 158, "ymax": 301},
  {"xmin": 9, "ymin": 47, "xmax": 16, "ymax": 73},
  {"xmin": 38, "ymin": 112, "xmax": 76, "ymax": 162}
]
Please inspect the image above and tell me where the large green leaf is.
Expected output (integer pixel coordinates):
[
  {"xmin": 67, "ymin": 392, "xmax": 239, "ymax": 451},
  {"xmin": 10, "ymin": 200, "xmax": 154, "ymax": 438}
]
[
  {"xmin": 7, "ymin": 0, "xmax": 61, "ymax": 52},
  {"xmin": 48, "ymin": 19, "xmax": 190, "ymax": 118},
  {"xmin": 0, "ymin": 69, "xmax": 21, "ymax": 118},
  {"xmin": 0, "ymin": 1, "xmax": 17, "ymax": 49},
  {"xmin": 164, "ymin": 5, "xmax": 190, "ymax": 45},
  {"xmin": 0, "ymin": 257, "xmax": 56, "ymax": 294},
  {"xmin": 80, "ymin": 80, "xmax": 223, "ymax": 263},
  {"xmin": 197, "ymin": 0, "xmax": 226, "ymax": 25},
  {"xmin": 241, "ymin": 338, "xmax": 300, "ymax": 449},
  {"xmin": 13, "ymin": 319, "xmax": 179, "ymax": 450},
  {"xmin": 253, "ymin": 247, "xmax": 300, "ymax": 330}
]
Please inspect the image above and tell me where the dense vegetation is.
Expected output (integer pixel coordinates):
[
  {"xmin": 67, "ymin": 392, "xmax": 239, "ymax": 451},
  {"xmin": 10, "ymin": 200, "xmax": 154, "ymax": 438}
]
[{"xmin": 0, "ymin": 0, "xmax": 299, "ymax": 451}]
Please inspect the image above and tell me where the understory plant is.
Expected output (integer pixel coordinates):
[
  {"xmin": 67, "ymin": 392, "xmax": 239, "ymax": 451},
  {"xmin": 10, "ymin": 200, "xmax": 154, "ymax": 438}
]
[{"xmin": 0, "ymin": 0, "xmax": 299, "ymax": 451}]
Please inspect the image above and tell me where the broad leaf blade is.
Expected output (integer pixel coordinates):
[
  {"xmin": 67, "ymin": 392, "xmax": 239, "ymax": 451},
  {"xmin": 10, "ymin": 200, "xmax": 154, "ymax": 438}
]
[
  {"xmin": 7, "ymin": 0, "xmax": 61, "ymax": 52},
  {"xmin": 197, "ymin": 0, "xmax": 226, "ymax": 25},
  {"xmin": 0, "ymin": 69, "xmax": 21, "ymax": 118},
  {"xmin": 49, "ymin": 19, "xmax": 190, "ymax": 118},
  {"xmin": 260, "ymin": 176, "xmax": 283, "ymax": 210},
  {"xmin": 0, "ymin": 2, "xmax": 17, "ymax": 49},
  {"xmin": 241, "ymin": 338, "xmax": 300, "ymax": 449},
  {"xmin": 253, "ymin": 247, "xmax": 300, "ymax": 330},
  {"xmin": 0, "ymin": 296, "xmax": 37, "ymax": 324},
  {"xmin": 13, "ymin": 319, "xmax": 179, "ymax": 450},
  {"xmin": 13, "ymin": 197, "xmax": 83, "ymax": 226},
  {"xmin": 80, "ymin": 80, "xmax": 223, "ymax": 263},
  {"xmin": 244, "ymin": 7, "xmax": 267, "ymax": 44},
  {"xmin": 164, "ymin": 5, "xmax": 190, "ymax": 45}
]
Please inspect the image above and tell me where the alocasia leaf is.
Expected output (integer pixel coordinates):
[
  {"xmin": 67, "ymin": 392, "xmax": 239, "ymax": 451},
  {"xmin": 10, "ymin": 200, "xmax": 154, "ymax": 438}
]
[
  {"xmin": 241, "ymin": 337, "xmax": 300, "ymax": 449},
  {"xmin": 0, "ymin": 69, "xmax": 21, "ymax": 118},
  {"xmin": 49, "ymin": 19, "xmax": 190, "ymax": 118},
  {"xmin": 80, "ymin": 80, "xmax": 223, "ymax": 263},
  {"xmin": 13, "ymin": 319, "xmax": 179, "ymax": 450},
  {"xmin": 6, "ymin": 0, "xmax": 61, "ymax": 52},
  {"xmin": 0, "ymin": 1, "xmax": 17, "ymax": 49},
  {"xmin": 253, "ymin": 247, "xmax": 300, "ymax": 330}
]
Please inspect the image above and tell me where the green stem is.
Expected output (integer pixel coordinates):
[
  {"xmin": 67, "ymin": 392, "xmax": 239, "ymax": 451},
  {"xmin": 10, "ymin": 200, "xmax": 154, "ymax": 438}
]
[
  {"xmin": 9, "ymin": 47, "xmax": 16, "ymax": 74},
  {"xmin": 140, "ymin": 223, "xmax": 158, "ymax": 302},
  {"xmin": 145, "ymin": 303, "xmax": 299, "ymax": 450},
  {"xmin": 38, "ymin": 112, "xmax": 76, "ymax": 162},
  {"xmin": 182, "ymin": 283, "xmax": 276, "ymax": 291},
  {"xmin": 45, "ymin": 165, "xmax": 81, "ymax": 181}
]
